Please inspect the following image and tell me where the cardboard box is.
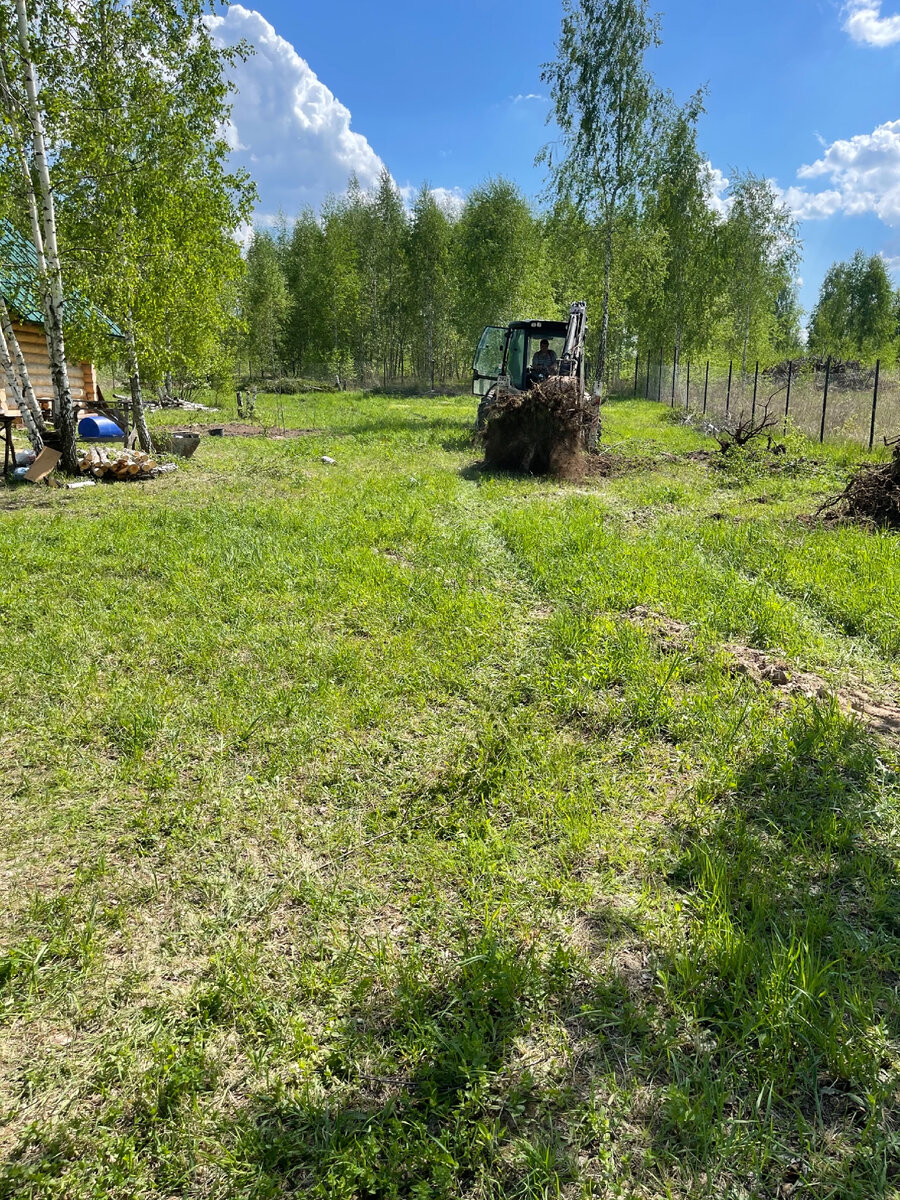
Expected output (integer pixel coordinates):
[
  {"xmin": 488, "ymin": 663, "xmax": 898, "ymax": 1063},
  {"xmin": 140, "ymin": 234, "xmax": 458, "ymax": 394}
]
[{"xmin": 24, "ymin": 447, "xmax": 61, "ymax": 482}]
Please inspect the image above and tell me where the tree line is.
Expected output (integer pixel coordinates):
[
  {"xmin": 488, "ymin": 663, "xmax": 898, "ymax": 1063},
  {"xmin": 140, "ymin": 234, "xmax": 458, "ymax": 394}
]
[
  {"xmin": 241, "ymin": 0, "xmax": 806, "ymax": 389},
  {"xmin": 241, "ymin": 162, "xmax": 805, "ymax": 390}
]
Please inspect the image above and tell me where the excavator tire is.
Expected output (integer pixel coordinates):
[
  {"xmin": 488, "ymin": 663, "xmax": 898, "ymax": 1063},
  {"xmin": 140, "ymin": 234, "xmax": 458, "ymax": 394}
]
[{"xmin": 475, "ymin": 384, "xmax": 498, "ymax": 431}]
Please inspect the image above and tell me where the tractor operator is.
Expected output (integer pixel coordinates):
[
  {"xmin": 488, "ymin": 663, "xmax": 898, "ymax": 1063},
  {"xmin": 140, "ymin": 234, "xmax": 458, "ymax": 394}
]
[{"xmin": 531, "ymin": 339, "xmax": 558, "ymax": 375}]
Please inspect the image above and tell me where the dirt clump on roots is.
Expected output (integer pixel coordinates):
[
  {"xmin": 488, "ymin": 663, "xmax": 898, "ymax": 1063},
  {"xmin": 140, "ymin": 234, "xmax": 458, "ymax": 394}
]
[
  {"xmin": 816, "ymin": 445, "xmax": 900, "ymax": 529},
  {"xmin": 481, "ymin": 377, "xmax": 598, "ymax": 479}
]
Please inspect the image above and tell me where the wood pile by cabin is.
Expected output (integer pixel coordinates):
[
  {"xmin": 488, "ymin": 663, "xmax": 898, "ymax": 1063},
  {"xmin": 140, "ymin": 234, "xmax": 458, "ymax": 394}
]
[{"xmin": 77, "ymin": 446, "xmax": 158, "ymax": 479}]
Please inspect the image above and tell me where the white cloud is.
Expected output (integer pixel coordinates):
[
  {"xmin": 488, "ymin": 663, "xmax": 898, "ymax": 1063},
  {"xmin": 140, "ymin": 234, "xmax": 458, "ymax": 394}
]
[
  {"xmin": 704, "ymin": 163, "xmax": 731, "ymax": 217},
  {"xmin": 843, "ymin": 0, "xmax": 900, "ymax": 46},
  {"xmin": 428, "ymin": 186, "xmax": 466, "ymax": 214},
  {"xmin": 398, "ymin": 184, "xmax": 466, "ymax": 216},
  {"xmin": 784, "ymin": 120, "xmax": 900, "ymax": 224},
  {"xmin": 779, "ymin": 185, "xmax": 847, "ymax": 219},
  {"xmin": 510, "ymin": 93, "xmax": 546, "ymax": 104},
  {"xmin": 206, "ymin": 5, "xmax": 386, "ymax": 217}
]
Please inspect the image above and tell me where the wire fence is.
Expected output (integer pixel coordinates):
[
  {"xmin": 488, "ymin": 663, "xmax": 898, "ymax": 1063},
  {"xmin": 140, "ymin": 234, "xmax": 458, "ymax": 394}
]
[{"xmin": 610, "ymin": 353, "xmax": 900, "ymax": 450}]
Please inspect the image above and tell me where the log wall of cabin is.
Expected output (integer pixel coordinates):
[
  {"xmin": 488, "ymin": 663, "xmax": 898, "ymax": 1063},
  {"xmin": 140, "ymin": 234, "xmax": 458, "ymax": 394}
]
[{"xmin": 11, "ymin": 321, "xmax": 97, "ymax": 412}]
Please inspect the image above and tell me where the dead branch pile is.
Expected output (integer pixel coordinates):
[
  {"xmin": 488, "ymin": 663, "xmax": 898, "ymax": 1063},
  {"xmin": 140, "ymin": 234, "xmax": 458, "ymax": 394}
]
[
  {"xmin": 764, "ymin": 357, "xmax": 876, "ymax": 391},
  {"xmin": 481, "ymin": 377, "xmax": 599, "ymax": 477},
  {"xmin": 145, "ymin": 397, "xmax": 216, "ymax": 412},
  {"xmin": 77, "ymin": 446, "xmax": 158, "ymax": 480},
  {"xmin": 708, "ymin": 402, "xmax": 782, "ymax": 453},
  {"xmin": 817, "ymin": 443, "xmax": 900, "ymax": 528}
]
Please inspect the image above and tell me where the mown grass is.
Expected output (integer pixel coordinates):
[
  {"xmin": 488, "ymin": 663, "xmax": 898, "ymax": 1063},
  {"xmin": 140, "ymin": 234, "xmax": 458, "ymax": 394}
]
[{"xmin": 0, "ymin": 392, "xmax": 898, "ymax": 1199}]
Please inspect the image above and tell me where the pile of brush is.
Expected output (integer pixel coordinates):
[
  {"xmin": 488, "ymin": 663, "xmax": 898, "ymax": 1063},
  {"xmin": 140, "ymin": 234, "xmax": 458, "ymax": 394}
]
[
  {"xmin": 77, "ymin": 446, "xmax": 158, "ymax": 480},
  {"xmin": 817, "ymin": 443, "xmax": 900, "ymax": 528},
  {"xmin": 481, "ymin": 377, "xmax": 599, "ymax": 477}
]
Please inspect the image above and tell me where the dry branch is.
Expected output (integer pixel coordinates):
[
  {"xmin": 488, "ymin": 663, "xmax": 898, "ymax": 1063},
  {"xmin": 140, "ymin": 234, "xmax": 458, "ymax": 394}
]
[{"xmin": 816, "ymin": 442, "xmax": 900, "ymax": 529}]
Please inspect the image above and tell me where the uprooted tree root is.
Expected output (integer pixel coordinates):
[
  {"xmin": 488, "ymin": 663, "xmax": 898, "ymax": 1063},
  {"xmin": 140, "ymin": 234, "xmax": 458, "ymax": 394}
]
[
  {"xmin": 816, "ymin": 445, "xmax": 900, "ymax": 529},
  {"xmin": 481, "ymin": 377, "xmax": 599, "ymax": 479}
]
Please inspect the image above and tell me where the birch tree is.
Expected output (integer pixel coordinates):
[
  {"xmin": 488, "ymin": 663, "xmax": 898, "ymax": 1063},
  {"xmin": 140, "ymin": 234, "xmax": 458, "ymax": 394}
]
[
  {"xmin": 56, "ymin": 0, "xmax": 252, "ymax": 441},
  {"xmin": 540, "ymin": 0, "xmax": 665, "ymax": 387},
  {"xmin": 454, "ymin": 178, "xmax": 553, "ymax": 349},
  {"xmin": 0, "ymin": 297, "xmax": 43, "ymax": 450},
  {"xmin": 809, "ymin": 251, "xmax": 895, "ymax": 361},
  {"xmin": 2, "ymin": 0, "xmax": 79, "ymax": 469},
  {"xmin": 639, "ymin": 96, "xmax": 720, "ymax": 361},
  {"xmin": 406, "ymin": 187, "xmax": 455, "ymax": 388},
  {"xmin": 722, "ymin": 173, "xmax": 799, "ymax": 377}
]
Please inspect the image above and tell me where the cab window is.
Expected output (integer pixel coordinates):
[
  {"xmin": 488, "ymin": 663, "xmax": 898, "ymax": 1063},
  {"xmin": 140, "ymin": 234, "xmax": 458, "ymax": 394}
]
[
  {"xmin": 527, "ymin": 335, "xmax": 565, "ymax": 368},
  {"xmin": 505, "ymin": 329, "xmax": 526, "ymax": 387}
]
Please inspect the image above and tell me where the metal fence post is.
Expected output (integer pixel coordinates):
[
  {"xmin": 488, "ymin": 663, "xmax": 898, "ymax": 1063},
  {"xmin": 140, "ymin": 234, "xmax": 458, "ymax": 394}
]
[
  {"xmin": 702, "ymin": 361, "xmax": 709, "ymax": 415},
  {"xmin": 671, "ymin": 349, "xmax": 677, "ymax": 407},
  {"xmin": 868, "ymin": 359, "xmax": 880, "ymax": 452},
  {"xmin": 751, "ymin": 361, "xmax": 759, "ymax": 421},
  {"xmin": 657, "ymin": 352, "xmax": 663, "ymax": 402},
  {"xmin": 725, "ymin": 360, "xmax": 732, "ymax": 417},
  {"xmin": 633, "ymin": 353, "xmax": 640, "ymax": 396},
  {"xmin": 645, "ymin": 351, "xmax": 651, "ymax": 398},
  {"xmin": 820, "ymin": 355, "xmax": 831, "ymax": 444},
  {"xmin": 685, "ymin": 361, "xmax": 691, "ymax": 410},
  {"xmin": 783, "ymin": 359, "xmax": 792, "ymax": 435}
]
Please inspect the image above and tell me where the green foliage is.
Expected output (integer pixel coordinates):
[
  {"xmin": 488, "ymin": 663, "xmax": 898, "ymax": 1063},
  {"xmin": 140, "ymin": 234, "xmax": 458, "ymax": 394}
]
[
  {"xmin": 453, "ymin": 178, "xmax": 555, "ymax": 347},
  {"xmin": 241, "ymin": 231, "xmax": 290, "ymax": 376},
  {"xmin": 720, "ymin": 173, "xmax": 801, "ymax": 374},
  {"xmin": 809, "ymin": 250, "xmax": 897, "ymax": 362},
  {"xmin": 0, "ymin": 0, "xmax": 255, "ymax": 390},
  {"xmin": 539, "ymin": 0, "xmax": 667, "ymax": 378},
  {"xmin": 637, "ymin": 96, "xmax": 722, "ymax": 360}
]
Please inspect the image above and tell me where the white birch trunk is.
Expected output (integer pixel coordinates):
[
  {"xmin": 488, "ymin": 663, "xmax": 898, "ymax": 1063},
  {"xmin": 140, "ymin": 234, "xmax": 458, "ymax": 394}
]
[
  {"xmin": 0, "ymin": 50, "xmax": 49, "ymax": 436},
  {"xmin": 15, "ymin": 0, "xmax": 78, "ymax": 473},
  {"xmin": 0, "ymin": 296, "xmax": 45, "ymax": 432},
  {"xmin": 0, "ymin": 314, "xmax": 43, "ymax": 452}
]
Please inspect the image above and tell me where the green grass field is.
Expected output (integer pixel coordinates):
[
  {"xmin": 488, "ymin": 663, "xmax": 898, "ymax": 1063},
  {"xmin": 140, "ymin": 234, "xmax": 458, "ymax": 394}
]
[{"xmin": 1, "ymin": 393, "xmax": 898, "ymax": 1199}]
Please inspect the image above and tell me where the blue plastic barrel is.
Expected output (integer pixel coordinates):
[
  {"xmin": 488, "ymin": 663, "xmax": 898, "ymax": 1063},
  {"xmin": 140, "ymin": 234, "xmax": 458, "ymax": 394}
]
[{"xmin": 79, "ymin": 416, "xmax": 123, "ymax": 439}]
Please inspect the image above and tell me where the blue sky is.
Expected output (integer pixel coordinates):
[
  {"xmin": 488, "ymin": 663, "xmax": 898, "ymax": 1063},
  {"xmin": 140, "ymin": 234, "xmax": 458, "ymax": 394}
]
[{"xmin": 209, "ymin": 1, "xmax": 900, "ymax": 318}]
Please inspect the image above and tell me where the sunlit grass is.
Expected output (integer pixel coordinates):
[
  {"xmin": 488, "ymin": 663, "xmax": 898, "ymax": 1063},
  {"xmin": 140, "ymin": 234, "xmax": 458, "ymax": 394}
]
[{"xmin": 0, "ymin": 393, "xmax": 897, "ymax": 1198}]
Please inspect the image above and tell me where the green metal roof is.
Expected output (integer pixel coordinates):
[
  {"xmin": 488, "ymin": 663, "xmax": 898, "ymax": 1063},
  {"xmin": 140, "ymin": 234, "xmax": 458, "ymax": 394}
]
[{"xmin": 0, "ymin": 219, "xmax": 124, "ymax": 338}]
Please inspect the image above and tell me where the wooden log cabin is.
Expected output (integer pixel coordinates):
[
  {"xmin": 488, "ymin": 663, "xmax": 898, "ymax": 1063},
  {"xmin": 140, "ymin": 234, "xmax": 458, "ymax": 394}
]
[
  {"xmin": 0, "ymin": 219, "xmax": 120, "ymax": 427},
  {"xmin": 1, "ymin": 321, "xmax": 99, "ymax": 424}
]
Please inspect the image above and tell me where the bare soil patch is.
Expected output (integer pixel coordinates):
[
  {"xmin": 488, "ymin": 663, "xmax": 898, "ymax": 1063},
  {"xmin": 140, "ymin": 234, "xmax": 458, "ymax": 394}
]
[
  {"xmin": 626, "ymin": 606, "xmax": 900, "ymax": 738},
  {"xmin": 171, "ymin": 423, "xmax": 322, "ymax": 439}
]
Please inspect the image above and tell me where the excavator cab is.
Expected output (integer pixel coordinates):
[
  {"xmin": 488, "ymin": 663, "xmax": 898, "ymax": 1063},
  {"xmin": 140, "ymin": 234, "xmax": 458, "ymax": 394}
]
[
  {"xmin": 473, "ymin": 302, "xmax": 589, "ymax": 430},
  {"xmin": 472, "ymin": 319, "xmax": 569, "ymax": 396}
]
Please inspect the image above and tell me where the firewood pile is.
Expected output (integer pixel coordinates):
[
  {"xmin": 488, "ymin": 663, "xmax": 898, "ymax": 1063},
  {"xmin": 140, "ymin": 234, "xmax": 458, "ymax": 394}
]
[
  {"xmin": 77, "ymin": 446, "xmax": 160, "ymax": 480},
  {"xmin": 481, "ymin": 377, "xmax": 600, "ymax": 478}
]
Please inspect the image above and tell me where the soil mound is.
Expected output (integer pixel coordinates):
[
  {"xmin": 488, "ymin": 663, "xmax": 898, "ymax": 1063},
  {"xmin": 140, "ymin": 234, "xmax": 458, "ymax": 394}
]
[{"xmin": 482, "ymin": 377, "xmax": 599, "ymax": 479}]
